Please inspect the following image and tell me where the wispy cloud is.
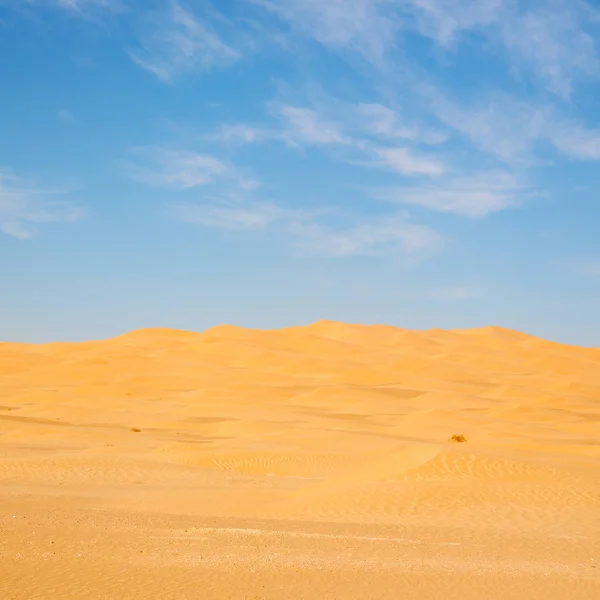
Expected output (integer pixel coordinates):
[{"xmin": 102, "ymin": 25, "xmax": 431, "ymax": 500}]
[
  {"xmin": 253, "ymin": 0, "xmax": 399, "ymax": 62},
  {"xmin": 129, "ymin": 1, "xmax": 239, "ymax": 83},
  {"xmin": 210, "ymin": 124, "xmax": 269, "ymax": 145},
  {"xmin": 351, "ymin": 103, "xmax": 448, "ymax": 145},
  {"xmin": 374, "ymin": 147, "xmax": 446, "ymax": 176},
  {"xmin": 372, "ymin": 171, "xmax": 531, "ymax": 217},
  {"xmin": 175, "ymin": 196, "xmax": 442, "ymax": 258},
  {"xmin": 55, "ymin": 0, "xmax": 122, "ymax": 11},
  {"xmin": 289, "ymin": 215, "xmax": 443, "ymax": 257},
  {"xmin": 210, "ymin": 99, "xmax": 449, "ymax": 178},
  {"xmin": 0, "ymin": 169, "xmax": 82, "ymax": 239},
  {"xmin": 278, "ymin": 106, "xmax": 350, "ymax": 146},
  {"xmin": 498, "ymin": 2, "xmax": 600, "ymax": 99},
  {"xmin": 430, "ymin": 92, "xmax": 600, "ymax": 163},
  {"xmin": 172, "ymin": 199, "xmax": 307, "ymax": 232},
  {"xmin": 549, "ymin": 121, "xmax": 600, "ymax": 161},
  {"xmin": 429, "ymin": 93, "xmax": 547, "ymax": 163},
  {"xmin": 255, "ymin": 0, "xmax": 600, "ymax": 98},
  {"xmin": 126, "ymin": 147, "xmax": 229, "ymax": 189},
  {"xmin": 6, "ymin": 0, "xmax": 124, "ymax": 16},
  {"xmin": 403, "ymin": 0, "xmax": 500, "ymax": 46}
]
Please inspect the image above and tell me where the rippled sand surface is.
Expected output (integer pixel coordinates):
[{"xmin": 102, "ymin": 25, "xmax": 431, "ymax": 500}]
[{"xmin": 1, "ymin": 321, "xmax": 599, "ymax": 599}]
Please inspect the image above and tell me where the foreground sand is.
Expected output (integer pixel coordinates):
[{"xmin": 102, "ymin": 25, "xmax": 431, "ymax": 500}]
[{"xmin": 1, "ymin": 321, "xmax": 599, "ymax": 599}]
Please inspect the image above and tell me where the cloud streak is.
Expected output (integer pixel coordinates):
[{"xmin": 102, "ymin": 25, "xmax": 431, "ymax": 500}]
[
  {"xmin": 174, "ymin": 196, "xmax": 442, "ymax": 258},
  {"xmin": 126, "ymin": 147, "xmax": 230, "ymax": 190},
  {"xmin": 0, "ymin": 169, "xmax": 82, "ymax": 239},
  {"xmin": 129, "ymin": 1, "xmax": 239, "ymax": 83},
  {"xmin": 256, "ymin": 0, "xmax": 600, "ymax": 98},
  {"xmin": 374, "ymin": 147, "xmax": 446, "ymax": 177},
  {"xmin": 429, "ymin": 92, "xmax": 600, "ymax": 163},
  {"xmin": 372, "ymin": 171, "xmax": 531, "ymax": 218}
]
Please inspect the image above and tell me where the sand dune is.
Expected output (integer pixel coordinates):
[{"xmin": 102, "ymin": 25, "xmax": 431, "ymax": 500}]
[{"xmin": 1, "ymin": 321, "xmax": 599, "ymax": 599}]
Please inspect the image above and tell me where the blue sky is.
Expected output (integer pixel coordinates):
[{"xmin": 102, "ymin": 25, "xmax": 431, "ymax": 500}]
[{"xmin": 1, "ymin": 0, "xmax": 599, "ymax": 345}]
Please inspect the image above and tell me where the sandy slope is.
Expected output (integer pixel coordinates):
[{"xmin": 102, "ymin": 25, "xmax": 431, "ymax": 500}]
[{"xmin": 1, "ymin": 321, "xmax": 599, "ymax": 599}]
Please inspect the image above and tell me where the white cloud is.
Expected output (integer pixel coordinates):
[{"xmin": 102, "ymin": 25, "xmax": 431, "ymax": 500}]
[
  {"xmin": 279, "ymin": 106, "xmax": 350, "ymax": 146},
  {"xmin": 375, "ymin": 147, "xmax": 446, "ymax": 176},
  {"xmin": 429, "ymin": 93, "xmax": 548, "ymax": 162},
  {"xmin": 210, "ymin": 124, "xmax": 269, "ymax": 145},
  {"xmin": 210, "ymin": 106, "xmax": 350, "ymax": 147},
  {"xmin": 254, "ymin": 0, "xmax": 600, "ymax": 97},
  {"xmin": 6, "ymin": 0, "xmax": 124, "ymax": 15},
  {"xmin": 430, "ymin": 92, "xmax": 600, "ymax": 163},
  {"xmin": 498, "ymin": 2, "xmax": 600, "ymax": 99},
  {"xmin": 289, "ymin": 216, "xmax": 442, "ymax": 257},
  {"xmin": 173, "ymin": 195, "xmax": 441, "ymax": 258},
  {"xmin": 129, "ymin": 1, "xmax": 239, "ymax": 83},
  {"xmin": 352, "ymin": 103, "xmax": 447, "ymax": 145},
  {"xmin": 55, "ymin": 0, "xmax": 122, "ymax": 10},
  {"xmin": 412, "ymin": 1, "xmax": 600, "ymax": 98},
  {"xmin": 0, "ymin": 169, "xmax": 82, "ymax": 239},
  {"xmin": 212, "ymin": 102, "xmax": 430, "ymax": 148},
  {"xmin": 372, "ymin": 171, "xmax": 530, "ymax": 217},
  {"xmin": 404, "ymin": 0, "xmax": 500, "ymax": 46},
  {"xmin": 209, "ymin": 100, "xmax": 449, "ymax": 178},
  {"xmin": 126, "ymin": 147, "xmax": 229, "ymax": 189},
  {"xmin": 253, "ymin": 0, "xmax": 398, "ymax": 62},
  {"xmin": 172, "ymin": 200, "xmax": 303, "ymax": 231},
  {"xmin": 549, "ymin": 122, "xmax": 600, "ymax": 160}
]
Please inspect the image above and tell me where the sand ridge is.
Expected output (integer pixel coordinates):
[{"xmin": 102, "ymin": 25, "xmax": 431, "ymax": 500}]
[{"xmin": 1, "ymin": 321, "xmax": 599, "ymax": 598}]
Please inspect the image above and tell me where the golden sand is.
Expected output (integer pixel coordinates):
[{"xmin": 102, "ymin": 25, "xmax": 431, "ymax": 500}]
[{"xmin": 1, "ymin": 321, "xmax": 599, "ymax": 599}]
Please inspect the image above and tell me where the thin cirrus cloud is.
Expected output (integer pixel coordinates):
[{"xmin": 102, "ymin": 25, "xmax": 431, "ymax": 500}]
[
  {"xmin": 173, "ymin": 198, "xmax": 443, "ymax": 258},
  {"xmin": 374, "ymin": 147, "xmax": 446, "ymax": 177},
  {"xmin": 210, "ymin": 105, "xmax": 351, "ymax": 148},
  {"xmin": 405, "ymin": 0, "xmax": 599, "ymax": 97},
  {"xmin": 275, "ymin": 100, "xmax": 448, "ymax": 150},
  {"xmin": 211, "ymin": 101, "xmax": 449, "ymax": 177},
  {"xmin": 171, "ymin": 200, "xmax": 307, "ymax": 232},
  {"xmin": 214, "ymin": 101, "xmax": 447, "ymax": 148},
  {"xmin": 7, "ymin": 0, "xmax": 125, "ymax": 15},
  {"xmin": 55, "ymin": 0, "xmax": 122, "ymax": 10},
  {"xmin": 256, "ymin": 0, "xmax": 600, "ymax": 98},
  {"xmin": 496, "ymin": 2, "xmax": 600, "ymax": 99},
  {"xmin": 279, "ymin": 106, "xmax": 351, "ymax": 147},
  {"xmin": 251, "ymin": 0, "xmax": 399, "ymax": 62},
  {"xmin": 0, "ymin": 169, "xmax": 82, "ymax": 239},
  {"xmin": 128, "ymin": 1, "xmax": 239, "ymax": 83},
  {"xmin": 350, "ymin": 103, "xmax": 448, "ymax": 145},
  {"xmin": 429, "ymin": 91, "xmax": 600, "ymax": 163},
  {"xmin": 371, "ymin": 172, "xmax": 531, "ymax": 218},
  {"xmin": 288, "ymin": 217, "xmax": 443, "ymax": 257},
  {"xmin": 125, "ymin": 147, "xmax": 229, "ymax": 190},
  {"xmin": 128, "ymin": 144, "xmax": 443, "ymax": 259}
]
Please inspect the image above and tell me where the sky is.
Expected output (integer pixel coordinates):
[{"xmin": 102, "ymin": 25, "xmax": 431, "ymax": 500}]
[{"xmin": 1, "ymin": 0, "xmax": 599, "ymax": 346}]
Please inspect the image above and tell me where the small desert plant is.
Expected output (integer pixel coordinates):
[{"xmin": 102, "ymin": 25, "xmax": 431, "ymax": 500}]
[
  {"xmin": 449, "ymin": 434, "xmax": 467, "ymax": 443},
  {"xmin": 131, "ymin": 427, "xmax": 142, "ymax": 433}
]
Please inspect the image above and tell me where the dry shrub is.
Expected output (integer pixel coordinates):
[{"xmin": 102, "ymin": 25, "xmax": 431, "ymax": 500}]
[
  {"xmin": 449, "ymin": 434, "xmax": 467, "ymax": 443},
  {"xmin": 131, "ymin": 427, "xmax": 142, "ymax": 433}
]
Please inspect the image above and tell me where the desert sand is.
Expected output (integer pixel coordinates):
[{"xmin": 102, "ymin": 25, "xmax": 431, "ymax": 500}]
[{"xmin": 1, "ymin": 321, "xmax": 599, "ymax": 599}]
